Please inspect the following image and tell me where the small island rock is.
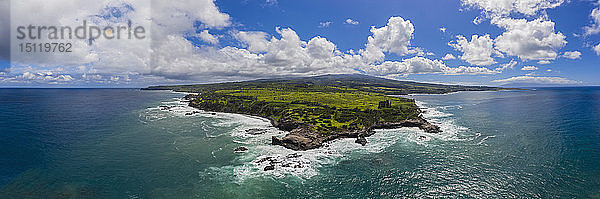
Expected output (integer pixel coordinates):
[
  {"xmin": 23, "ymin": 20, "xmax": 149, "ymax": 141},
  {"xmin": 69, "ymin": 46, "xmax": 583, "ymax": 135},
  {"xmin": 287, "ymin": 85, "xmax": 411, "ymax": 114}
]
[
  {"xmin": 234, "ymin": 146, "xmax": 248, "ymax": 152},
  {"xmin": 263, "ymin": 165, "xmax": 275, "ymax": 171}
]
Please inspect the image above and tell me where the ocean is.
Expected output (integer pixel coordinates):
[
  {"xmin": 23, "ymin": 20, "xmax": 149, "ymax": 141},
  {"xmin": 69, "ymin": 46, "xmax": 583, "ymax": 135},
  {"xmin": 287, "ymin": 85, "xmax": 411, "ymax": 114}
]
[{"xmin": 0, "ymin": 87, "xmax": 599, "ymax": 198}]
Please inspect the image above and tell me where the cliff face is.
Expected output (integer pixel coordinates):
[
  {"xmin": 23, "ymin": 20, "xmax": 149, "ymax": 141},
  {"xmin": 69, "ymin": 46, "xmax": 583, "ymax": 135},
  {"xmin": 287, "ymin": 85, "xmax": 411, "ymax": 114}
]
[{"xmin": 269, "ymin": 117, "xmax": 440, "ymax": 151}]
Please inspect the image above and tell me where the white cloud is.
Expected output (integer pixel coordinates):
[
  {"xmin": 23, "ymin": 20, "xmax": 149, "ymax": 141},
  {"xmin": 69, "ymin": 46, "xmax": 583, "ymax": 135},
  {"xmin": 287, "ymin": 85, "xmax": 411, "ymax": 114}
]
[
  {"xmin": 538, "ymin": 60, "xmax": 551, "ymax": 64},
  {"xmin": 265, "ymin": 0, "xmax": 278, "ymax": 6},
  {"xmin": 4, "ymin": 2, "xmax": 507, "ymax": 86},
  {"xmin": 585, "ymin": 7, "xmax": 600, "ymax": 35},
  {"xmin": 307, "ymin": 36, "xmax": 337, "ymax": 59},
  {"xmin": 495, "ymin": 59, "xmax": 518, "ymax": 71},
  {"xmin": 154, "ymin": 0, "xmax": 231, "ymax": 28},
  {"xmin": 319, "ymin": 21, "xmax": 332, "ymax": 28},
  {"xmin": 366, "ymin": 57, "xmax": 446, "ymax": 75},
  {"xmin": 440, "ymin": 27, "xmax": 447, "ymax": 32},
  {"xmin": 345, "ymin": 18, "xmax": 359, "ymax": 25},
  {"xmin": 445, "ymin": 65, "xmax": 499, "ymax": 75},
  {"xmin": 362, "ymin": 16, "xmax": 415, "ymax": 63},
  {"xmin": 461, "ymin": 0, "xmax": 564, "ymax": 16},
  {"xmin": 13, "ymin": 72, "xmax": 74, "ymax": 83},
  {"xmin": 562, "ymin": 51, "xmax": 581, "ymax": 59},
  {"xmin": 442, "ymin": 54, "xmax": 456, "ymax": 60},
  {"xmin": 234, "ymin": 31, "xmax": 270, "ymax": 53},
  {"xmin": 493, "ymin": 17, "xmax": 566, "ymax": 61},
  {"xmin": 521, "ymin": 66, "xmax": 538, "ymax": 70},
  {"xmin": 199, "ymin": 30, "xmax": 219, "ymax": 44},
  {"xmin": 150, "ymin": 27, "xmax": 360, "ymax": 79},
  {"xmin": 8, "ymin": 0, "xmax": 233, "ymax": 78},
  {"xmin": 493, "ymin": 75, "xmax": 581, "ymax": 85},
  {"xmin": 449, "ymin": 34, "xmax": 500, "ymax": 66},
  {"xmin": 365, "ymin": 56, "xmax": 498, "ymax": 76},
  {"xmin": 594, "ymin": 43, "xmax": 600, "ymax": 56}
]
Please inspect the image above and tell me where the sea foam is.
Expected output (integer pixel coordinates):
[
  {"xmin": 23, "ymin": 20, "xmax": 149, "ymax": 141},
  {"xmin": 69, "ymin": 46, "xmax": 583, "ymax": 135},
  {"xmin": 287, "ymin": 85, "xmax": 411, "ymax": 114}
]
[{"xmin": 151, "ymin": 94, "xmax": 476, "ymax": 182}]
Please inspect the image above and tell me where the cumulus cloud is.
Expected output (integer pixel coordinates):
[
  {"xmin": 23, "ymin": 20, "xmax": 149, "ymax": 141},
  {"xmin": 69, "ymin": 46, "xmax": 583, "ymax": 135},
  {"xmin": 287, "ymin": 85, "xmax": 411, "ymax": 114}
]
[
  {"xmin": 4, "ymin": 2, "xmax": 511, "ymax": 86},
  {"xmin": 151, "ymin": 27, "xmax": 361, "ymax": 79},
  {"xmin": 345, "ymin": 18, "xmax": 359, "ymax": 25},
  {"xmin": 366, "ymin": 57, "xmax": 446, "ymax": 75},
  {"xmin": 442, "ymin": 54, "xmax": 456, "ymax": 60},
  {"xmin": 521, "ymin": 66, "xmax": 538, "ymax": 70},
  {"xmin": 365, "ymin": 56, "xmax": 498, "ymax": 76},
  {"xmin": 153, "ymin": 0, "xmax": 231, "ymax": 28},
  {"xmin": 445, "ymin": 65, "xmax": 499, "ymax": 75},
  {"xmin": 307, "ymin": 36, "xmax": 337, "ymax": 59},
  {"xmin": 234, "ymin": 31, "xmax": 270, "ymax": 53},
  {"xmin": 198, "ymin": 30, "xmax": 219, "ymax": 44},
  {"xmin": 8, "ymin": 0, "xmax": 233, "ymax": 77},
  {"xmin": 493, "ymin": 18, "xmax": 566, "ymax": 61},
  {"xmin": 493, "ymin": 75, "xmax": 581, "ymax": 85},
  {"xmin": 585, "ymin": 7, "xmax": 600, "ymax": 35},
  {"xmin": 538, "ymin": 60, "xmax": 551, "ymax": 64},
  {"xmin": 594, "ymin": 43, "xmax": 600, "ymax": 56},
  {"xmin": 461, "ymin": 0, "xmax": 564, "ymax": 17},
  {"xmin": 449, "ymin": 34, "xmax": 500, "ymax": 66},
  {"xmin": 561, "ymin": 51, "xmax": 581, "ymax": 59},
  {"xmin": 362, "ymin": 16, "xmax": 415, "ymax": 63},
  {"xmin": 9, "ymin": 72, "xmax": 74, "ymax": 84}
]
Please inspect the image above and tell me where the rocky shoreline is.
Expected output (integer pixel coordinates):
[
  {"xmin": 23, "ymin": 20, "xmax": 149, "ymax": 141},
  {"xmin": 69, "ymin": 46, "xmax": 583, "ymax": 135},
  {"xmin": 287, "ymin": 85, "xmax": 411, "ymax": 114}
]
[
  {"xmin": 183, "ymin": 94, "xmax": 441, "ymax": 151},
  {"xmin": 270, "ymin": 116, "xmax": 440, "ymax": 151}
]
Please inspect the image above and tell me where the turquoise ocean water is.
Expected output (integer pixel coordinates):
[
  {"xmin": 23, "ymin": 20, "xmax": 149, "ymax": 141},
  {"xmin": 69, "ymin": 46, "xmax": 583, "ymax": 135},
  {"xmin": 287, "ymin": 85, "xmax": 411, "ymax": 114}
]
[{"xmin": 0, "ymin": 88, "xmax": 599, "ymax": 198}]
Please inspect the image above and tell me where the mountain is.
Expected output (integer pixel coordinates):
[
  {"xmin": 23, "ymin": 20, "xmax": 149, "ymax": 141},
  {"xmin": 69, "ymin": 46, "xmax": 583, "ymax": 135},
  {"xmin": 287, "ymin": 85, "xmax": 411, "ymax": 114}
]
[{"xmin": 145, "ymin": 74, "xmax": 507, "ymax": 95}]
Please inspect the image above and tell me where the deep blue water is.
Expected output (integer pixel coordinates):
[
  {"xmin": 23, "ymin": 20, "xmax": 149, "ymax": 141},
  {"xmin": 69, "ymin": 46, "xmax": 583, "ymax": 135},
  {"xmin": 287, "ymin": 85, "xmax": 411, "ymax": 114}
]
[{"xmin": 0, "ymin": 87, "xmax": 599, "ymax": 198}]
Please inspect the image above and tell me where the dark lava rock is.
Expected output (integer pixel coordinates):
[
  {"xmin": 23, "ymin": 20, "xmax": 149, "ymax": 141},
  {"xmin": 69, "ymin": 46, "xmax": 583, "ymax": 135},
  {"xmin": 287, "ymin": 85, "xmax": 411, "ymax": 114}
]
[
  {"xmin": 185, "ymin": 111, "xmax": 201, "ymax": 116},
  {"xmin": 286, "ymin": 153, "xmax": 301, "ymax": 159},
  {"xmin": 264, "ymin": 165, "xmax": 275, "ymax": 171},
  {"xmin": 256, "ymin": 156, "xmax": 274, "ymax": 163},
  {"xmin": 272, "ymin": 126, "xmax": 324, "ymax": 151},
  {"xmin": 234, "ymin": 146, "xmax": 248, "ymax": 152},
  {"xmin": 371, "ymin": 118, "xmax": 441, "ymax": 134},
  {"xmin": 355, "ymin": 136, "xmax": 367, "ymax": 146},
  {"xmin": 272, "ymin": 117, "xmax": 441, "ymax": 151},
  {"xmin": 159, "ymin": 105, "xmax": 172, "ymax": 110},
  {"xmin": 245, "ymin": 128, "xmax": 266, "ymax": 135},
  {"xmin": 272, "ymin": 117, "xmax": 304, "ymax": 131}
]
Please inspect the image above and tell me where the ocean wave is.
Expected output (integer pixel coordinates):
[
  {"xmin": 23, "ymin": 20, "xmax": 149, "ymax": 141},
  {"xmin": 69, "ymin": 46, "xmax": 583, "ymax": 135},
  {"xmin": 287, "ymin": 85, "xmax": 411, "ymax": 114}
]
[
  {"xmin": 416, "ymin": 100, "xmax": 471, "ymax": 142},
  {"xmin": 202, "ymin": 127, "xmax": 430, "ymax": 183},
  {"xmin": 148, "ymin": 96, "xmax": 475, "ymax": 182},
  {"xmin": 476, "ymin": 135, "xmax": 496, "ymax": 145}
]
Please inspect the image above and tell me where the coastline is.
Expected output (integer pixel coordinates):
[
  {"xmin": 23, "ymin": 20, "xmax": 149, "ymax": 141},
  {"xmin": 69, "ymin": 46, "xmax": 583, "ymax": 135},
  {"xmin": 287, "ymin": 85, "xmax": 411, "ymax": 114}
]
[
  {"xmin": 176, "ymin": 91, "xmax": 441, "ymax": 151},
  {"xmin": 142, "ymin": 74, "xmax": 510, "ymax": 151}
]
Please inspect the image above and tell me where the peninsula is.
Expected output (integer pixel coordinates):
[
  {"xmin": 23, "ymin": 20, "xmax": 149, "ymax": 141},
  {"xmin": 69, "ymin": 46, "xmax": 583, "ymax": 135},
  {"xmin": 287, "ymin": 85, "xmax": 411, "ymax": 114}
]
[{"xmin": 144, "ymin": 74, "xmax": 508, "ymax": 150}]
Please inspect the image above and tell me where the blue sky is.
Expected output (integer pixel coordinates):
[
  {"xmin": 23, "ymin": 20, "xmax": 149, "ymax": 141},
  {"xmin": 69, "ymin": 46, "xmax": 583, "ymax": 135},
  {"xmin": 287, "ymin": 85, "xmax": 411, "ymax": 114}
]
[{"xmin": 1, "ymin": 0, "xmax": 599, "ymax": 87}]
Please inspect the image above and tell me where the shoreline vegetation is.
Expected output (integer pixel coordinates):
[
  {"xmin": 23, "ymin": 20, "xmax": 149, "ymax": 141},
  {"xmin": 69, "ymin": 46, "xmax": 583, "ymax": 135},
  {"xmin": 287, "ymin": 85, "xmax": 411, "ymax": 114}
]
[{"xmin": 144, "ymin": 74, "xmax": 514, "ymax": 150}]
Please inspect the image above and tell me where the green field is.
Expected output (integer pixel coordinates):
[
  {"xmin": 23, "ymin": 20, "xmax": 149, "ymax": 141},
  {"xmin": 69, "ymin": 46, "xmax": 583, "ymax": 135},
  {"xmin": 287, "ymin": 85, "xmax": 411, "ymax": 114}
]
[{"xmin": 191, "ymin": 84, "xmax": 420, "ymax": 133}]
